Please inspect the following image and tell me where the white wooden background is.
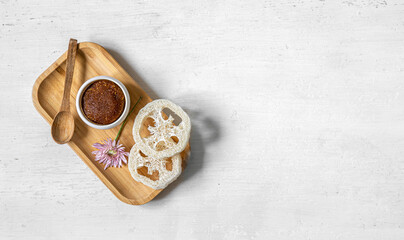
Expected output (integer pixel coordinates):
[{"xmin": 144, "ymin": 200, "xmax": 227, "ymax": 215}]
[{"xmin": 1, "ymin": 0, "xmax": 404, "ymax": 239}]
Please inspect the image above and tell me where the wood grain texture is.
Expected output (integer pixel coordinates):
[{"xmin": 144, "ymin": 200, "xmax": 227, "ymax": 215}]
[
  {"xmin": 1, "ymin": 0, "xmax": 404, "ymax": 239},
  {"xmin": 50, "ymin": 38, "xmax": 76, "ymax": 144},
  {"xmin": 59, "ymin": 39, "xmax": 77, "ymax": 113},
  {"xmin": 33, "ymin": 42, "xmax": 190, "ymax": 205}
]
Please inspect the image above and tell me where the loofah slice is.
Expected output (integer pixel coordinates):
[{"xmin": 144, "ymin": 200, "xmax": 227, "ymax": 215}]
[
  {"xmin": 133, "ymin": 99, "xmax": 191, "ymax": 159},
  {"xmin": 128, "ymin": 144, "xmax": 182, "ymax": 189}
]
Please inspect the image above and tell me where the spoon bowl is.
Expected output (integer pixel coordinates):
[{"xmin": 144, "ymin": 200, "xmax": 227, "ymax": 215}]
[{"xmin": 51, "ymin": 111, "xmax": 75, "ymax": 144}]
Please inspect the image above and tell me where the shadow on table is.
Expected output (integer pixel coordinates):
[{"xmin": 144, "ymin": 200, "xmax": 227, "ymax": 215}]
[
  {"xmin": 106, "ymin": 47, "xmax": 221, "ymax": 202},
  {"xmin": 106, "ymin": 48, "xmax": 159, "ymax": 99},
  {"xmin": 153, "ymin": 109, "xmax": 221, "ymax": 201}
]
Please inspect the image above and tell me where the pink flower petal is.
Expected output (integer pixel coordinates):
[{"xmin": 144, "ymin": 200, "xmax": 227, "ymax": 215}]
[{"xmin": 92, "ymin": 138, "xmax": 129, "ymax": 170}]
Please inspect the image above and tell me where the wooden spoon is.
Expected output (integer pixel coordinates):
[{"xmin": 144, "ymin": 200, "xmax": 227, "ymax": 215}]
[{"xmin": 51, "ymin": 38, "xmax": 78, "ymax": 144}]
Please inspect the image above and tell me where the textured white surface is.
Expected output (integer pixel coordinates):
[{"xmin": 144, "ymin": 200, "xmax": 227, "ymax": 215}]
[
  {"xmin": 133, "ymin": 99, "xmax": 191, "ymax": 159},
  {"xmin": 128, "ymin": 144, "xmax": 182, "ymax": 190},
  {"xmin": 1, "ymin": 0, "xmax": 404, "ymax": 239}
]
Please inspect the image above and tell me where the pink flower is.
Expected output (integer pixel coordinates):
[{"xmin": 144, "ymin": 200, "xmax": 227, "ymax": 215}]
[
  {"xmin": 91, "ymin": 96, "xmax": 142, "ymax": 170},
  {"xmin": 92, "ymin": 138, "xmax": 129, "ymax": 170}
]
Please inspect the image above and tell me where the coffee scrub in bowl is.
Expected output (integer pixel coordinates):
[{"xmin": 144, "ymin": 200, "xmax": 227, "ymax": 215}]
[{"xmin": 76, "ymin": 75, "xmax": 130, "ymax": 130}]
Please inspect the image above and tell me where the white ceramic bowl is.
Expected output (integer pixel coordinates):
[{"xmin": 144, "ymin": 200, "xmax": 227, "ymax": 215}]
[{"xmin": 76, "ymin": 76, "xmax": 130, "ymax": 130}]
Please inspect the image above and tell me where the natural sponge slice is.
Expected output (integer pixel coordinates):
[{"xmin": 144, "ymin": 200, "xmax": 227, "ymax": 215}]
[
  {"xmin": 133, "ymin": 99, "xmax": 191, "ymax": 159},
  {"xmin": 128, "ymin": 144, "xmax": 182, "ymax": 189}
]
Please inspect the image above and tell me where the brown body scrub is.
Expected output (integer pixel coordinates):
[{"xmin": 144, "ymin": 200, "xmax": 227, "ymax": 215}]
[{"xmin": 82, "ymin": 80, "xmax": 125, "ymax": 125}]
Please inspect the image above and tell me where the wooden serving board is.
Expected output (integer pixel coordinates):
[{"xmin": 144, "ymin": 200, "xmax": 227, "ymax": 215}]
[{"xmin": 32, "ymin": 42, "xmax": 189, "ymax": 205}]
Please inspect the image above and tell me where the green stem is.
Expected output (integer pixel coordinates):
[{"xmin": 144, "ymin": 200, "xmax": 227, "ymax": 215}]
[{"xmin": 115, "ymin": 96, "xmax": 142, "ymax": 142}]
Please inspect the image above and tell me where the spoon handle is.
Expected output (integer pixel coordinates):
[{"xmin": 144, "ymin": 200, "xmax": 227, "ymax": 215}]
[{"xmin": 60, "ymin": 38, "xmax": 78, "ymax": 112}]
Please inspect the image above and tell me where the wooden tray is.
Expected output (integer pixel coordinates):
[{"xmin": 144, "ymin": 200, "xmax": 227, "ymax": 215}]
[{"xmin": 32, "ymin": 42, "xmax": 189, "ymax": 205}]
